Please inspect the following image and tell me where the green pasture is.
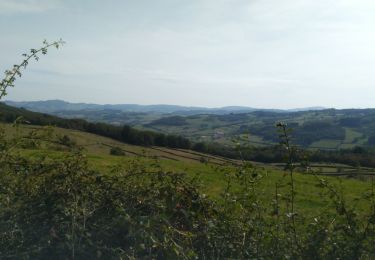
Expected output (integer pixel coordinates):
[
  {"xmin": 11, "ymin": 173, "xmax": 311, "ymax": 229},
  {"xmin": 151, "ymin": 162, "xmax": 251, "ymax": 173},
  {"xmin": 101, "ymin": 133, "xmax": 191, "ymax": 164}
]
[{"xmin": 4, "ymin": 123, "xmax": 373, "ymax": 217}]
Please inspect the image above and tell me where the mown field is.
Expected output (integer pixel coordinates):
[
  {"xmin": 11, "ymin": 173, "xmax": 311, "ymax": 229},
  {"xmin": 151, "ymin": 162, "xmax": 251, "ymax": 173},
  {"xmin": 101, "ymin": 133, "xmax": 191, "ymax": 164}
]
[{"xmin": 3, "ymin": 123, "xmax": 374, "ymax": 216}]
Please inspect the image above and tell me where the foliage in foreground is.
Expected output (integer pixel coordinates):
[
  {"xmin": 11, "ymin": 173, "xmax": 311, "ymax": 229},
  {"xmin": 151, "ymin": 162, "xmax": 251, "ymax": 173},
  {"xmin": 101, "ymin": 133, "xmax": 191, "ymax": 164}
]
[{"xmin": 0, "ymin": 125, "xmax": 374, "ymax": 259}]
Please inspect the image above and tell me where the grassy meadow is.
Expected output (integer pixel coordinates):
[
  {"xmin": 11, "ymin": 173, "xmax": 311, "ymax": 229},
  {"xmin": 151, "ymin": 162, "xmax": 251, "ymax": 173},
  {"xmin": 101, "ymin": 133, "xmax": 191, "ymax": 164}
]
[{"xmin": 3, "ymin": 123, "xmax": 373, "ymax": 217}]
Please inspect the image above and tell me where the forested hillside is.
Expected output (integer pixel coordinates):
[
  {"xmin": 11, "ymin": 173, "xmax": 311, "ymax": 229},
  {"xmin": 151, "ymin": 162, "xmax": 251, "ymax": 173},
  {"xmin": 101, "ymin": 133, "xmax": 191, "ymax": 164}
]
[
  {"xmin": 0, "ymin": 102, "xmax": 191, "ymax": 149},
  {"xmin": 7, "ymin": 100, "xmax": 375, "ymax": 150},
  {"xmin": 3, "ymin": 102, "xmax": 375, "ymax": 168}
]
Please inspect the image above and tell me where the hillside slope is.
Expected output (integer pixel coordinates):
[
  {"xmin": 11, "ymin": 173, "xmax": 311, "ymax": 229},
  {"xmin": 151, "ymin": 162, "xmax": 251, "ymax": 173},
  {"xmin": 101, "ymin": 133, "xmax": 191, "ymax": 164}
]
[
  {"xmin": 2, "ymin": 121, "xmax": 374, "ymax": 258},
  {"xmin": 5, "ymin": 101, "xmax": 375, "ymax": 150},
  {"xmin": 2, "ymin": 122, "xmax": 372, "ymax": 210}
]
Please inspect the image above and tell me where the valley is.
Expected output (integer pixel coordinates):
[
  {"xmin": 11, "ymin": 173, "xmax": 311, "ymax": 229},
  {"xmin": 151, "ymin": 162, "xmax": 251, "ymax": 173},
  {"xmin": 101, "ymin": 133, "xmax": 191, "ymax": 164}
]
[{"xmin": 6, "ymin": 100, "xmax": 375, "ymax": 150}]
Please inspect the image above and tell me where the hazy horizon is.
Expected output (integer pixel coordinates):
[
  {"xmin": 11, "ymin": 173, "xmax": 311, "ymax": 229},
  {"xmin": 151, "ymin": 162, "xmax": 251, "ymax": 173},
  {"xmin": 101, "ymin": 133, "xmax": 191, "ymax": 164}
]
[
  {"xmin": 1, "ymin": 0, "xmax": 375, "ymax": 109},
  {"xmin": 3, "ymin": 98, "xmax": 333, "ymax": 111}
]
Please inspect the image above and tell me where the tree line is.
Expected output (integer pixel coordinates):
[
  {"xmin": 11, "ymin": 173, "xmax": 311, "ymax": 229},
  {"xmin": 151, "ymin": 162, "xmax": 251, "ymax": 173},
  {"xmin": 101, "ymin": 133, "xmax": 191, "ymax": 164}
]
[
  {"xmin": 2, "ymin": 102, "xmax": 375, "ymax": 168},
  {"xmin": 0, "ymin": 103, "xmax": 191, "ymax": 149}
]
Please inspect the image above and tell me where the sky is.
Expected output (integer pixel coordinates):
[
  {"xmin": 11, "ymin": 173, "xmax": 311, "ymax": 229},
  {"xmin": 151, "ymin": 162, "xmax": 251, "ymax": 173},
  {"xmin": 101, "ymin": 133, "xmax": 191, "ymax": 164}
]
[{"xmin": 1, "ymin": 0, "xmax": 375, "ymax": 109}]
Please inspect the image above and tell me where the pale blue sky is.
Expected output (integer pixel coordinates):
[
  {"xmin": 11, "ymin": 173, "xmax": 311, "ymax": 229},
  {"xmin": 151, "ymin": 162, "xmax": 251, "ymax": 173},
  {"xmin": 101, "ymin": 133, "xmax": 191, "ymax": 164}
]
[{"xmin": 1, "ymin": 0, "xmax": 375, "ymax": 108}]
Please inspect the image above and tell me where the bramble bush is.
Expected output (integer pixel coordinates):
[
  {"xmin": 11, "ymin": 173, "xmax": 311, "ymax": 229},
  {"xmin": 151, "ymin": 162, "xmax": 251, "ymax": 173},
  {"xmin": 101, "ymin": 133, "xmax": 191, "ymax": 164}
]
[{"xmin": 0, "ymin": 41, "xmax": 374, "ymax": 259}]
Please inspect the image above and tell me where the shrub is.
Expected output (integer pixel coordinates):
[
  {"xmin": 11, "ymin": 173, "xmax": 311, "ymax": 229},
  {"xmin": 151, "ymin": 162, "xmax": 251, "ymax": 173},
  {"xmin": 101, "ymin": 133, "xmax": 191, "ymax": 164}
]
[{"xmin": 110, "ymin": 146, "xmax": 125, "ymax": 156}]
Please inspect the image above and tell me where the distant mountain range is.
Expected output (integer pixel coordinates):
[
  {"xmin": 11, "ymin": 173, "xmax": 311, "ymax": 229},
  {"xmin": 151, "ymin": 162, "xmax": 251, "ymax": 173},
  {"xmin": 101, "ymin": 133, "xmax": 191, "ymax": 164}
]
[{"xmin": 4, "ymin": 100, "xmax": 326, "ymax": 115}]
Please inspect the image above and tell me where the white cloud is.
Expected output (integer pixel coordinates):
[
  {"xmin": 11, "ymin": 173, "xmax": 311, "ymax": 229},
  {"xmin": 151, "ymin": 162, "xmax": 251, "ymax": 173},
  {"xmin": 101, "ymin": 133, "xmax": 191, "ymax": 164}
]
[
  {"xmin": 2, "ymin": 0, "xmax": 375, "ymax": 108},
  {"xmin": 0, "ymin": 0, "xmax": 60, "ymax": 14}
]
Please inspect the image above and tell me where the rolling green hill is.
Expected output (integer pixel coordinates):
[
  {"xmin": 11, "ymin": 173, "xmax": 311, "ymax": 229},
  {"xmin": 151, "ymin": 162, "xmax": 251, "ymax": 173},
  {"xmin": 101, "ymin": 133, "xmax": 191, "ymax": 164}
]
[
  {"xmin": 2, "ymin": 121, "xmax": 374, "ymax": 258},
  {"xmin": 2, "ymin": 122, "xmax": 373, "ymax": 207},
  {"xmin": 6, "ymin": 100, "xmax": 375, "ymax": 150},
  {"xmin": 142, "ymin": 110, "xmax": 374, "ymax": 150},
  {"xmin": 3, "ymin": 101, "xmax": 375, "ymax": 168}
]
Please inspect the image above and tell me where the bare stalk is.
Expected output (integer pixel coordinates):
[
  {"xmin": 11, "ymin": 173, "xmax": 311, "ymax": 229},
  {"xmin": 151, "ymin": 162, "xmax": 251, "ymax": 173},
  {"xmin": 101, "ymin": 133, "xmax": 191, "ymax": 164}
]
[{"xmin": 276, "ymin": 122, "xmax": 300, "ymax": 251}]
